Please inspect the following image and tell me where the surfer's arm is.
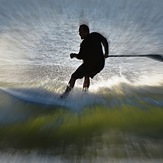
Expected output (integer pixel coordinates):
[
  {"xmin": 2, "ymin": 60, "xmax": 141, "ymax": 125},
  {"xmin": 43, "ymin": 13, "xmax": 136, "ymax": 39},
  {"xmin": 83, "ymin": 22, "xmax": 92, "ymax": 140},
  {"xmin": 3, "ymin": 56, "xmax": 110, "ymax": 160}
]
[{"xmin": 70, "ymin": 41, "xmax": 85, "ymax": 59}]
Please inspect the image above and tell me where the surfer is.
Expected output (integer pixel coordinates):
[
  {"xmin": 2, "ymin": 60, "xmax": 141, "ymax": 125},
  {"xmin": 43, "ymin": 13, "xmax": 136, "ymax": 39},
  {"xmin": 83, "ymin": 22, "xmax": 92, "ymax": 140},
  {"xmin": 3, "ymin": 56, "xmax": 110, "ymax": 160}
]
[{"xmin": 61, "ymin": 24, "xmax": 109, "ymax": 98}]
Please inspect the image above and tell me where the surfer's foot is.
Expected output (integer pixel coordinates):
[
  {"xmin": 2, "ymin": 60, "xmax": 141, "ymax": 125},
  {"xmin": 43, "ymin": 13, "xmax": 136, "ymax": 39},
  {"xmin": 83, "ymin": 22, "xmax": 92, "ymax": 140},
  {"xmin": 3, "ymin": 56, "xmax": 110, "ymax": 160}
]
[
  {"xmin": 83, "ymin": 76, "xmax": 90, "ymax": 92},
  {"xmin": 60, "ymin": 92, "xmax": 68, "ymax": 99},
  {"xmin": 82, "ymin": 87, "xmax": 89, "ymax": 92},
  {"xmin": 60, "ymin": 85, "xmax": 72, "ymax": 99}
]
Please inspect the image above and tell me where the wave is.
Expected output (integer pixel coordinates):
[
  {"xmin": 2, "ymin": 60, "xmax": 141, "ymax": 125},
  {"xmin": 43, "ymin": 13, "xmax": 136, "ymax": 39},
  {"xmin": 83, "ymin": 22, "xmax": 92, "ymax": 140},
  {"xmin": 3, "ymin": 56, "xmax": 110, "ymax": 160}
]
[
  {"xmin": 0, "ymin": 100, "xmax": 163, "ymax": 150},
  {"xmin": 0, "ymin": 87, "xmax": 105, "ymax": 110},
  {"xmin": 1, "ymin": 74, "xmax": 163, "ymax": 108},
  {"xmin": 0, "ymin": 75, "xmax": 163, "ymax": 126},
  {"xmin": 0, "ymin": 79, "xmax": 163, "ymax": 158}
]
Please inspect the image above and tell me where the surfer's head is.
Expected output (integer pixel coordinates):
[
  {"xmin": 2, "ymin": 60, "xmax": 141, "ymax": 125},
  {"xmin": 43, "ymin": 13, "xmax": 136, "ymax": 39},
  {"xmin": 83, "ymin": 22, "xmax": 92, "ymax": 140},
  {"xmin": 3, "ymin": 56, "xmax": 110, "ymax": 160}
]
[{"xmin": 79, "ymin": 24, "xmax": 89, "ymax": 39}]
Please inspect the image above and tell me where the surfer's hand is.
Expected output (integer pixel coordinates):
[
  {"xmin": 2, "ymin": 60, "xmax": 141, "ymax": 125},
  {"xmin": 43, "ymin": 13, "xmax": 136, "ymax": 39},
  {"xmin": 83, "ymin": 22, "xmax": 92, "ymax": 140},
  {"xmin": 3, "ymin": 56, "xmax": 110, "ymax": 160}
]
[
  {"xmin": 70, "ymin": 53, "xmax": 77, "ymax": 59},
  {"xmin": 104, "ymin": 53, "xmax": 109, "ymax": 58}
]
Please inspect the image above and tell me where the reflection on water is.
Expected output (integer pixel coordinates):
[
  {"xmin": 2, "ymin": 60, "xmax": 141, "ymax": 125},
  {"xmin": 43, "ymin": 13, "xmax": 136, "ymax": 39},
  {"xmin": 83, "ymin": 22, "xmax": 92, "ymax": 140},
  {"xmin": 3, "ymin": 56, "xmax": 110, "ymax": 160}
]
[{"xmin": 0, "ymin": 0, "xmax": 163, "ymax": 66}]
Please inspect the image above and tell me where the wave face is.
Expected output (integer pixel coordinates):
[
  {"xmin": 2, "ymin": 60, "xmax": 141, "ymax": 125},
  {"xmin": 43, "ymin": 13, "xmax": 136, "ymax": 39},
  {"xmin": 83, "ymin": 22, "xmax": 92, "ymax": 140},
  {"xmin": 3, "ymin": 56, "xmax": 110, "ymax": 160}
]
[
  {"xmin": 0, "ymin": 77, "xmax": 163, "ymax": 123},
  {"xmin": 0, "ymin": 0, "xmax": 163, "ymax": 162}
]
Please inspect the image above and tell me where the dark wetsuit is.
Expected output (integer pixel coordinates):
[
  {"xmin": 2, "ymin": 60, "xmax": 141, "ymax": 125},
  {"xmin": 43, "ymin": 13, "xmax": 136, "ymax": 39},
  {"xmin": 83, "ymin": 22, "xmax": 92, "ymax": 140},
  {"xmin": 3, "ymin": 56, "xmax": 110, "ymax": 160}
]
[{"xmin": 72, "ymin": 32, "xmax": 107, "ymax": 79}]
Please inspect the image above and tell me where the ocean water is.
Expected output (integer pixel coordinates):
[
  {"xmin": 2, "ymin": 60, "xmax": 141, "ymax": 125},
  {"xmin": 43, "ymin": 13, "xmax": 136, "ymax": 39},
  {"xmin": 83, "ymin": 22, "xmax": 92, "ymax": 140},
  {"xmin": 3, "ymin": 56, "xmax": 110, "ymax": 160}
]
[{"xmin": 0, "ymin": 0, "xmax": 163, "ymax": 162}]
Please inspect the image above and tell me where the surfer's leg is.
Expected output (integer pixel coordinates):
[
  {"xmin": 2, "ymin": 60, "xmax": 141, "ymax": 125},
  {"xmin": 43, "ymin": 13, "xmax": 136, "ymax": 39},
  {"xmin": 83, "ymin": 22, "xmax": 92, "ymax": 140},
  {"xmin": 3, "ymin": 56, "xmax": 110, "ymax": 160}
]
[
  {"xmin": 60, "ymin": 64, "xmax": 86, "ymax": 98},
  {"xmin": 83, "ymin": 75, "xmax": 90, "ymax": 92},
  {"xmin": 60, "ymin": 77, "xmax": 76, "ymax": 99}
]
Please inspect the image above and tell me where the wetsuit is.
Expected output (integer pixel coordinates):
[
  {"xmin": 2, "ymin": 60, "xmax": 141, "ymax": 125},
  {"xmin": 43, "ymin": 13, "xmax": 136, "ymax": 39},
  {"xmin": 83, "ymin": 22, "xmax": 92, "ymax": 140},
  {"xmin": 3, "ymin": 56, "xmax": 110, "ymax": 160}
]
[{"xmin": 72, "ymin": 32, "xmax": 107, "ymax": 79}]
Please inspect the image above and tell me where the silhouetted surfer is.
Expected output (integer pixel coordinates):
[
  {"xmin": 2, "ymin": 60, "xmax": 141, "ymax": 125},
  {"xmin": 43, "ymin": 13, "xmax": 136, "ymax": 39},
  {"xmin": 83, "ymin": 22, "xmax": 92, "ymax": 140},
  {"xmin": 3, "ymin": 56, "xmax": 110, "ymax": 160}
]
[{"xmin": 61, "ymin": 24, "xmax": 109, "ymax": 98}]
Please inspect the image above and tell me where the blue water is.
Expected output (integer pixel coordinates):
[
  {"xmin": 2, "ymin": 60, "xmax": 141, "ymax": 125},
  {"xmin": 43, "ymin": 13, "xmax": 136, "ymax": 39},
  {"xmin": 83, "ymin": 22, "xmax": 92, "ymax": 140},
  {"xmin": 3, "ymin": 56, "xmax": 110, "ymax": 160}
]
[{"xmin": 0, "ymin": 0, "xmax": 163, "ymax": 162}]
